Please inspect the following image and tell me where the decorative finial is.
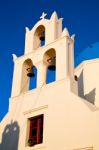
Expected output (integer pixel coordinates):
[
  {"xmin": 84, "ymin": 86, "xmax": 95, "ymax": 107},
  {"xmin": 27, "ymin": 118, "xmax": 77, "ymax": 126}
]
[
  {"xmin": 40, "ymin": 12, "xmax": 47, "ymax": 20},
  {"xmin": 12, "ymin": 54, "xmax": 17, "ymax": 62},
  {"xmin": 25, "ymin": 27, "xmax": 29, "ymax": 32},
  {"xmin": 71, "ymin": 34, "xmax": 75, "ymax": 41},
  {"xmin": 50, "ymin": 11, "xmax": 58, "ymax": 20},
  {"xmin": 62, "ymin": 28, "xmax": 70, "ymax": 37}
]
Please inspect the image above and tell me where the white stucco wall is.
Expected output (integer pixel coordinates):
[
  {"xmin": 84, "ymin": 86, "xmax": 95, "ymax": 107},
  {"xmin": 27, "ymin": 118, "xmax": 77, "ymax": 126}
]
[
  {"xmin": 75, "ymin": 59, "xmax": 99, "ymax": 107},
  {"xmin": 0, "ymin": 78, "xmax": 99, "ymax": 150}
]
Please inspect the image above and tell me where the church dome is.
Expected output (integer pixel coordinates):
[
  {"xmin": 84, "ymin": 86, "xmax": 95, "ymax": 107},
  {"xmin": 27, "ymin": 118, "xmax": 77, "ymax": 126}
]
[{"xmin": 75, "ymin": 42, "xmax": 99, "ymax": 67}]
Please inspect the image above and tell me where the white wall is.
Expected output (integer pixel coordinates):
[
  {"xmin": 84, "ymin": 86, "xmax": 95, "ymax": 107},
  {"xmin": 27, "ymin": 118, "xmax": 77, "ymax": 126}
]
[{"xmin": 0, "ymin": 78, "xmax": 99, "ymax": 150}]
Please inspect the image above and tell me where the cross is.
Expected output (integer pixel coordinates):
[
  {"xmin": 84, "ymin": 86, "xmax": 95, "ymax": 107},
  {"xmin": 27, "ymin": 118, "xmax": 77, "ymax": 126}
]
[{"xmin": 40, "ymin": 12, "xmax": 47, "ymax": 19}]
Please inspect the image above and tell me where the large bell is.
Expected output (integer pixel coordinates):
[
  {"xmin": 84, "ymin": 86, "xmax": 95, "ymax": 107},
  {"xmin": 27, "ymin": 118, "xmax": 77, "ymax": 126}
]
[
  {"xmin": 47, "ymin": 56, "xmax": 56, "ymax": 71},
  {"xmin": 40, "ymin": 32, "xmax": 45, "ymax": 41},
  {"xmin": 27, "ymin": 67, "xmax": 35, "ymax": 77}
]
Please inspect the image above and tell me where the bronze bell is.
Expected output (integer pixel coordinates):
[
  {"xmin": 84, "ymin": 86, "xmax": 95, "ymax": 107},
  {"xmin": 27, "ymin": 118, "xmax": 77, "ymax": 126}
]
[
  {"xmin": 48, "ymin": 65, "xmax": 56, "ymax": 71},
  {"xmin": 40, "ymin": 32, "xmax": 45, "ymax": 41},
  {"xmin": 27, "ymin": 67, "xmax": 35, "ymax": 77},
  {"xmin": 47, "ymin": 56, "xmax": 56, "ymax": 71},
  {"xmin": 28, "ymin": 139, "xmax": 36, "ymax": 147},
  {"xmin": 74, "ymin": 75, "xmax": 78, "ymax": 81}
]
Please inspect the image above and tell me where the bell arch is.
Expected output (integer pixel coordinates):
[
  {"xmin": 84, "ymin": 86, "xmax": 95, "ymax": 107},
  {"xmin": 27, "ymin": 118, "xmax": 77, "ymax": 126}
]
[
  {"xmin": 21, "ymin": 58, "xmax": 37, "ymax": 93},
  {"xmin": 43, "ymin": 48, "xmax": 56, "ymax": 84},
  {"xmin": 33, "ymin": 25, "xmax": 45, "ymax": 49}
]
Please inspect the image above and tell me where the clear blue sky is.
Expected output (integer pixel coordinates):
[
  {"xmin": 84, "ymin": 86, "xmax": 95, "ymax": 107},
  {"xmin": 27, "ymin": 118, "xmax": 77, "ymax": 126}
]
[{"xmin": 0, "ymin": 0, "xmax": 99, "ymax": 121}]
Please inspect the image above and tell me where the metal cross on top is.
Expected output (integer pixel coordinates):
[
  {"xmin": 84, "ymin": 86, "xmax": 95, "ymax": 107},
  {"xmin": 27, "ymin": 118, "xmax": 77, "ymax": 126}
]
[{"xmin": 40, "ymin": 12, "xmax": 47, "ymax": 19}]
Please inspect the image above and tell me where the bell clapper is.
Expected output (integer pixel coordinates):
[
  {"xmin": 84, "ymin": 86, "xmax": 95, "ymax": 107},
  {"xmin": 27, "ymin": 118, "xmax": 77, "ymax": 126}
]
[{"xmin": 27, "ymin": 66, "xmax": 35, "ymax": 77}]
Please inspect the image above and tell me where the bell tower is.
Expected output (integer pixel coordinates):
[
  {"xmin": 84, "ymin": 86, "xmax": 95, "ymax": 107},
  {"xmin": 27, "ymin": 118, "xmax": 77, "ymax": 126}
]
[
  {"xmin": 0, "ymin": 12, "xmax": 81, "ymax": 150},
  {"xmin": 1, "ymin": 11, "xmax": 99, "ymax": 150},
  {"xmin": 11, "ymin": 11, "xmax": 76, "ymax": 98}
]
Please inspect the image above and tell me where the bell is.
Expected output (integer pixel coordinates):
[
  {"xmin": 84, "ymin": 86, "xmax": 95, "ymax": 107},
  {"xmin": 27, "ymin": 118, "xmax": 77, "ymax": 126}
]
[
  {"xmin": 74, "ymin": 75, "xmax": 78, "ymax": 81},
  {"xmin": 40, "ymin": 36, "xmax": 45, "ymax": 41},
  {"xmin": 40, "ymin": 32, "xmax": 45, "ymax": 41},
  {"xmin": 47, "ymin": 56, "xmax": 56, "ymax": 71},
  {"xmin": 48, "ymin": 65, "xmax": 56, "ymax": 71},
  {"xmin": 28, "ymin": 139, "xmax": 36, "ymax": 146},
  {"xmin": 27, "ymin": 67, "xmax": 35, "ymax": 77}
]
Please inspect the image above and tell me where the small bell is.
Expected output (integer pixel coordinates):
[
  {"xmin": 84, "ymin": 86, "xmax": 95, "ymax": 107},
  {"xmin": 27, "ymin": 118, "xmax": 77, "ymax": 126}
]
[
  {"xmin": 47, "ymin": 56, "xmax": 56, "ymax": 71},
  {"xmin": 48, "ymin": 65, "xmax": 56, "ymax": 71},
  {"xmin": 28, "ymin": 139, "xmax": 36, "ymax": 146},
  {"xmin": 74, "ymin": 75, "xmax": 78, "ymax": 81},
  {"xmin": 27, "ymin": 67, "xmax": 35, "ymax": 77},
  {"xmin": 40, "ymin": 32, "xmax": 45, "ymax": 41}
]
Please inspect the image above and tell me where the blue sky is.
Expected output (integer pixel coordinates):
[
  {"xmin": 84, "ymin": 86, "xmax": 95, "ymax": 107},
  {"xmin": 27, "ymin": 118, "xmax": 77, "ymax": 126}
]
[{"xmin": 0, "ymin": 0, "xmax": 99, "ymax": 121}]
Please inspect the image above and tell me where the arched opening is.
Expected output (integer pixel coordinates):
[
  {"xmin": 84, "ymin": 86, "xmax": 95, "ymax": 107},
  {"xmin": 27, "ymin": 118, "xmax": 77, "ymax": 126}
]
[
  {"xmin": 21, "ymin": 59, "xmax": 37, "ymax": 93},
  {"xmin": 29, "ymin": 66, "xmax": 37, "ymax": 90},
  {"xmin": 43, "ymin": 48, "xmax": 56, "ymax": 84},
  {"xmin": 34, "ymin": 25, "xmax": 45, "ymax": 49}
]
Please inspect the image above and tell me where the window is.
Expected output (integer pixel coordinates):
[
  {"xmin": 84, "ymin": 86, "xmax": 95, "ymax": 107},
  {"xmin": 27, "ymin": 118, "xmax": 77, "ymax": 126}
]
[{"xmin": 28, "ymin": 114, "xmax": 44, "ymax": 147}]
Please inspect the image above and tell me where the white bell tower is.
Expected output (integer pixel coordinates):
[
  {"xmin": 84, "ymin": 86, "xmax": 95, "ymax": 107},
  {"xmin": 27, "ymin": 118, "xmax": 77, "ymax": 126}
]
[
  {"xmin": 11, "ymin": 11, "xmax": 76, "ymax": 98},
  {"xmin": 0, "ymin": 12, "xmax": 83, "ymax": 150}
]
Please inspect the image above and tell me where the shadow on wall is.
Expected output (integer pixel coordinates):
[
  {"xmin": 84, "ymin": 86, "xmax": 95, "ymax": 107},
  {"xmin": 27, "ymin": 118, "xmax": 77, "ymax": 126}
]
[
  {"xmin": 78, "ymin": 70, "xmax": 96, "ymax": 104},
  {"xmin": 78, "ymin": 70, "xmax": 84, "ymax": 98},
  {"xmin": 85, "ymin": 88, "xmax": 96, "ymax": 104},
  {"xmin": 0, "ymin": 121, "xmax": 20, "ymax": 150}
]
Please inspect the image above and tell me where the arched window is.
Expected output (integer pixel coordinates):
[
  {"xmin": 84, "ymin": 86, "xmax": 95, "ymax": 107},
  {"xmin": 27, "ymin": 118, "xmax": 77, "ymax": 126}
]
[
  {"xmin": 43, "ymin": 48, "xmax": 56, "ymax": 84},
  {"xmin": 21, "ymin": 59, "xmax": 37, "ymax": 93},
  {"xmin": 34, "ymin": 25, "xmax": 45, "ymax": 49}
]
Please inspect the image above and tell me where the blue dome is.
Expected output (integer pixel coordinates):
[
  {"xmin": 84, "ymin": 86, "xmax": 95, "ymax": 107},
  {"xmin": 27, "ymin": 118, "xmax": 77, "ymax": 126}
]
[{"xmin": 75, "ymin": 42, "xmax": 99, "ymax": 67}]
